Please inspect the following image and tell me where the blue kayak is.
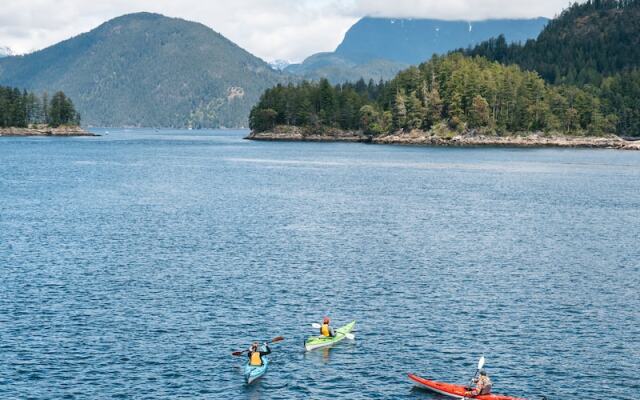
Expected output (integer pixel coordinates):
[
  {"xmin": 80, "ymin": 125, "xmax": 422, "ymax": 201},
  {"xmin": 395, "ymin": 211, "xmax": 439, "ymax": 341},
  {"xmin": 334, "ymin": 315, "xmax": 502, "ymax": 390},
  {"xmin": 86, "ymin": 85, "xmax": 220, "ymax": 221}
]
[{"xmin": 244, "ymin": 356, "xmax": 269, "ymax": 384}]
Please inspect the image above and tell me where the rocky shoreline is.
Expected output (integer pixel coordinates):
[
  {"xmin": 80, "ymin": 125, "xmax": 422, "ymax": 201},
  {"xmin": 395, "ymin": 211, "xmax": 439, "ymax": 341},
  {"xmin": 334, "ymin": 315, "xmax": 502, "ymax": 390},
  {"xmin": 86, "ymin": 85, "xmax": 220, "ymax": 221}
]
[
  {"xmin": 247, "ymin": 126, "xmax": 369, "ymax": 143},
  {"xmin": 247, "ymin": 126, "xmax": 640, "ymax": 150},
  {"xmin": 0, "ymin": 125, "xmax": 96, "ymax": 137}
]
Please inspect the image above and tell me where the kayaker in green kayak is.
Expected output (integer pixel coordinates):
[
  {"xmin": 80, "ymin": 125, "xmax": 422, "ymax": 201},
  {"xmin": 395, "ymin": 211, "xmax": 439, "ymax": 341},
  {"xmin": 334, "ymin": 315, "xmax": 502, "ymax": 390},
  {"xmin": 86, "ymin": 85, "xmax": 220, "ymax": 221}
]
[
  {"xmin": 319, "ymin": 316, "xmax": 336, "ymax": 338},
  {"xmin": 247, "ymin": 341, "xmax": 271, "ymax": 366},
  {"xmin": 465, "ymin": 369, "xmax": 493, "ymax": 396}
]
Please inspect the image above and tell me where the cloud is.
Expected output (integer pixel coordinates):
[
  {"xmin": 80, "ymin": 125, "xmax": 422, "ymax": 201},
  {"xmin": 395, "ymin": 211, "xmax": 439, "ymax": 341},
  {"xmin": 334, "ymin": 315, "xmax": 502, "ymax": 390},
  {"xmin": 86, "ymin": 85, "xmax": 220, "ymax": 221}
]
[{"xmin": 0, "ymin": 0, "xmax": 576, "ymax": 62}]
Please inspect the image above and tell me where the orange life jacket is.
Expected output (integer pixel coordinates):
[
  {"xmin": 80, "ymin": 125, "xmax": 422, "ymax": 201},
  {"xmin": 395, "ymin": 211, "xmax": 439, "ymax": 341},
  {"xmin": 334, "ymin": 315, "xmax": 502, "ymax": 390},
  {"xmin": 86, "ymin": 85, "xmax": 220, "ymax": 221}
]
[
  {"xmin": 250, "ymin": 351, "xmax": 262, "ymax": 366},
  {"xmin": 321, "ymin": 323, "xmax": 331, "ymax": 337}
]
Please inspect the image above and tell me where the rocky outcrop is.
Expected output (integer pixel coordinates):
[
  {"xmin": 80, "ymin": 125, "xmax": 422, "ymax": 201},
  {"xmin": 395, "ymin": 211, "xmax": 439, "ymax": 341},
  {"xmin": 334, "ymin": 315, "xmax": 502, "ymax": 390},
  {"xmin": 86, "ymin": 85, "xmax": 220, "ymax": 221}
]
[
  {"xmin": 0, "ymin": 125, "xmax": 96, "ymax": 137},
  {"xmin": 246, "ymin": 125, "xmax": 368, "ymax": 142},
  {"xmin": 373, "ymin": 131, "xmax": 640, "ymax": 150},
  {"xmin": 247, "ymin": 126, "xmax": 640, "ymax": 150}
]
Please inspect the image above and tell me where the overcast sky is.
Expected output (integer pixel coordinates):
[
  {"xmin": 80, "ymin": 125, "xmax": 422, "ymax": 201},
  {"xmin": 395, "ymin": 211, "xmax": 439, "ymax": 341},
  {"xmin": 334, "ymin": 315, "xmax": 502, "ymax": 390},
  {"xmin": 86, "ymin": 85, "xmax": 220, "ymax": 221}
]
[{"xmin": 1, "ymin": 0, "xmax": 578, "ymax": 62}]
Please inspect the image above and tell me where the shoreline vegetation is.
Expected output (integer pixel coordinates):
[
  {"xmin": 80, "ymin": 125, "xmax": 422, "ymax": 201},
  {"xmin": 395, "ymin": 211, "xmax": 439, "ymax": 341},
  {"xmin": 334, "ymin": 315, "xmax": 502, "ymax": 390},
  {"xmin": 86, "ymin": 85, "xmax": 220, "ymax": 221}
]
[{"xmin": 246, "ymin": 125, "xmax": 640, "ymax": 150}]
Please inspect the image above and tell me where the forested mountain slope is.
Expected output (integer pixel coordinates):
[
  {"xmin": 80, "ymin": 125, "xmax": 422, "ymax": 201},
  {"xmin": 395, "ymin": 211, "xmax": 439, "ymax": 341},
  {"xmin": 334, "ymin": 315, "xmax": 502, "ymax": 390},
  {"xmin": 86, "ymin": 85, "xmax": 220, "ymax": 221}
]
[
  {"xmin": 0, "ymin": 13, "xmax": 287, "ymax": 128},
  {"xmin": 465, "ymin": 0, "xmax": 640, "ymax": 136}
]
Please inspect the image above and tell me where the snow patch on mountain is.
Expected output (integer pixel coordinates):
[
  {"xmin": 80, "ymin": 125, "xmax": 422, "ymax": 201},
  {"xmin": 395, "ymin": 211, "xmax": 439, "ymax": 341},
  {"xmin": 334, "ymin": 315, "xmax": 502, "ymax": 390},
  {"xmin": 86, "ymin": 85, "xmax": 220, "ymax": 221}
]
[{"xmin": 269, "ymin": 59, "xmax": 291, "ymax": 71}]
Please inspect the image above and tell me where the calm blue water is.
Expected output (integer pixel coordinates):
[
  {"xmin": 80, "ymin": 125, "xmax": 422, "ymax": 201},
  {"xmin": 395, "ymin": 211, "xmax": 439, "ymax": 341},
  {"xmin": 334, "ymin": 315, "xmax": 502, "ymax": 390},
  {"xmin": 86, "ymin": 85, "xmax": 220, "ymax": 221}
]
[{"xmin": 1, "ymin": 129, "xmax": 639, "ymax": 399}]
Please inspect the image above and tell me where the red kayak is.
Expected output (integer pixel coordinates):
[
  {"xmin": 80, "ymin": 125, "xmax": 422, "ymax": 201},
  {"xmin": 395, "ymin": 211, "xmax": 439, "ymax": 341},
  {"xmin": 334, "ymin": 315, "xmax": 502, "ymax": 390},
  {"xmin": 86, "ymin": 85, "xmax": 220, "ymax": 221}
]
[{"xmin": 408, "ymin": 373, "xmax": 526, "ymax": 400}]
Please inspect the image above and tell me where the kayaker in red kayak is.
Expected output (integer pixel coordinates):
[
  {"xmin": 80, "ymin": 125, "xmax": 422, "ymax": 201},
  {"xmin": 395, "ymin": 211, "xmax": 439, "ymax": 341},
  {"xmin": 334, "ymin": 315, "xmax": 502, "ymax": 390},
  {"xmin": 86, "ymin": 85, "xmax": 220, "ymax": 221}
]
[
  {"xmin": 466, "ymin": 369, "xmax": 493, "ymax": 396},
  {"xmin": 247, "ymin": 341, "xmax": 271, "ymax": 366},
  {"xmin": 320, "ymin": 316, "xmax": 336, "ymax": 337}
]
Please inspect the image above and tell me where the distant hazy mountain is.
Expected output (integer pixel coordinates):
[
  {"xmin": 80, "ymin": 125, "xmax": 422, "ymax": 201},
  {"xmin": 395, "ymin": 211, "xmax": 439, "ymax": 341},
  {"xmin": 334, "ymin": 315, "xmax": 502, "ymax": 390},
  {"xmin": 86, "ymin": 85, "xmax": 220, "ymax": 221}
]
[
  {"xmin": 336, "ymin": 17, "xmax": 549, "ymax": 65},
  {"xmin": 287, "ymin": 16, "xmax": 548, "ymax": 83},
  {"xmin": 0, "ymin": 46, "xmax": 13, "ymax": 58},
  {"xmin": 0, "ymin": 13, "xmax": 286, "ymax": 128},
  {"xmin": 285, "ymin": 52, "xmax": 406, "ymax": 84}
]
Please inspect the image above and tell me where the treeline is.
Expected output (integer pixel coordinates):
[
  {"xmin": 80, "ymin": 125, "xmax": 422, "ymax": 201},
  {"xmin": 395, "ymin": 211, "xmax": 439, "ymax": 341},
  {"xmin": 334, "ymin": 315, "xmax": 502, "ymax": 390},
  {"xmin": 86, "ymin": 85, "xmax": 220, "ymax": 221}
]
[
  {"xmin": 250, "ymin": 54, "xmax": 618, "ymax": 136},
  {"xmin": 464, "ymin": 0, "xmax": 640, "ymax": 136},
  {"xmin": 0, "ymin": 86, "xmax": 80, "ymax": 128},
  {"xmin": 250, "ymin": 78, "xmax": 384, "ymax": 132}
]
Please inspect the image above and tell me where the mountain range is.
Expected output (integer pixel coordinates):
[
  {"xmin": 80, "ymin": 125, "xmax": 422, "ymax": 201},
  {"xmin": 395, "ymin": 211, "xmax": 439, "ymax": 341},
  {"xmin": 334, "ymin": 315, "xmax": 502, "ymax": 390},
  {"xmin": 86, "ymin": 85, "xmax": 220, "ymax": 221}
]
[{"xmin": 0, "ymin": 13, "xmax": 548, "ymax": 128}]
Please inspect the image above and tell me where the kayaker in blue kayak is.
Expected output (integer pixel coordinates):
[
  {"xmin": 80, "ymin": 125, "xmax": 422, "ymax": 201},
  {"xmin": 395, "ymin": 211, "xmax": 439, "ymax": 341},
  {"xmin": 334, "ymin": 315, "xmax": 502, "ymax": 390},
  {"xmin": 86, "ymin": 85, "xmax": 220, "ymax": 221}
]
[
  {"xmin": 466, "ymin": 369, "xmax": 493, "ymax": 396},
  {"xmin": 247, "ymin": 341, "xmax": 271, "ymax": 366},
  {"xmin": 320, "ymin": 316, "xmax": 336, "ymax": 337}
]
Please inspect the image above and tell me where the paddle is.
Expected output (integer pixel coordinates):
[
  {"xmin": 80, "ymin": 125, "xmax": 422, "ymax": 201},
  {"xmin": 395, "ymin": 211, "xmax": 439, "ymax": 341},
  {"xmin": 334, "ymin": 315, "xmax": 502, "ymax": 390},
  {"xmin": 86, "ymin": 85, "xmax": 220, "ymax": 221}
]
[
  {"xmin": 473, "ymin": 356, "xmax": 485, "ymax": 382},
  {"xmin": 231, "ymin": 336, "xmax": 284, "ymax": 356},
  {"xmin": 311, "ymin": 323, "xmax": 355, "ymax": 340},
  {"xmin": 463, "ymin": 356, "xmax": 486, "ymax": 399}
]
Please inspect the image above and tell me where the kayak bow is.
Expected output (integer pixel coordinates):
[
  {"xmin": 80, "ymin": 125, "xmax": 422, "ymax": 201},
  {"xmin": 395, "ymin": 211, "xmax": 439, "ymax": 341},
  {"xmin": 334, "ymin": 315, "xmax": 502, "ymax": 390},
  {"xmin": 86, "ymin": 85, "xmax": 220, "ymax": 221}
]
[
  {"xmin": 244, "ymin": 357, "xmax": 269, "ymax": 384},
  {"xmin": 408, "ymin": 373, "xmax": 527, "ymax": 400},
  {"xmin": 305, "ymin": 320, "xmax": 356, "ymax": 351}
]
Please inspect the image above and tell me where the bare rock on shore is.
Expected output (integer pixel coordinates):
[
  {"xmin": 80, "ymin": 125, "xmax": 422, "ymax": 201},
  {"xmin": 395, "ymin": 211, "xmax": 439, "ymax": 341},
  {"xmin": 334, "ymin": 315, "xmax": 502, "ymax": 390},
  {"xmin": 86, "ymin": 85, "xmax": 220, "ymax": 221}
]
[
  {"xmin": 0, "ymin": 125, "xmax": 95, "ymax": 137},
  {"xmin": 373, "ymin": 130, "xmax": 640, "ymax": 150},
  {"xmin": 247, "ymin": 125, "xmax": 640, "ymax": 150},
  {"xmin": 246, "ymin": 125, "xmax": 368, "ymax": 142}
]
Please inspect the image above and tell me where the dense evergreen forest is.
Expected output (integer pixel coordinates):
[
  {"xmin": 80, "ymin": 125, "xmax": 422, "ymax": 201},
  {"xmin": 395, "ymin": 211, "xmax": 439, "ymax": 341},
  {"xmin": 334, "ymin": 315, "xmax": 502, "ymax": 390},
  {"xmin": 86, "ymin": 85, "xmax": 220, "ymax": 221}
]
[
  {"xmin": 251, "ymin": 54, "xmax": 617, "ymax": 136},
  {"xmin": 0, "ymin": 86, "xmax": 80, "ymax": 128},
  {"xmin": 251, "ymin": 0, "xmax": 639, "ymax": 137},
  {"xmin": 465, "ymin": 0, "xmax": 640, "ymax": 136}
]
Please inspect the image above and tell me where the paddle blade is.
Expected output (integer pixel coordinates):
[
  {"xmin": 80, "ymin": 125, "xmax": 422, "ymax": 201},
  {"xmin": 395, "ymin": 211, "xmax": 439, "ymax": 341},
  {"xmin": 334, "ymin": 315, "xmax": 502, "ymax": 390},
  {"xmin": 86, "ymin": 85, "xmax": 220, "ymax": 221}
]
[
  {"xmin": 270, "ymin": 336, "xmax": 285, "ymax": 343},
  {"xmin": 232, "ymin": 351, "xmax": 245, "ymax": 356},
  {"xmin": 311, "ymin": 323, "xmax": 322, "ymax": 329},
  {"xmin": 478, "ymin": 356, "xmax": 485, "ymax": 370},
  {"xmin": 345, "ymin": 333, "xmax": 355, "ymax": 340}
]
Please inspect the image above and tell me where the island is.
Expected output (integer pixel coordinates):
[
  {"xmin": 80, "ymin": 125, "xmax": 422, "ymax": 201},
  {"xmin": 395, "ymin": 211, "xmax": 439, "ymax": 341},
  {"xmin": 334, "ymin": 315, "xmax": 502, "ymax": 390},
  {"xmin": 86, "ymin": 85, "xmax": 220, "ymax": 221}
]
[
  {"xmin": 247, "ymin": 52, "xmax": 640, "ymax": 151},
  {"xmin": 0, "ymin": 86, "xmax": 94, "ymax": 137}
]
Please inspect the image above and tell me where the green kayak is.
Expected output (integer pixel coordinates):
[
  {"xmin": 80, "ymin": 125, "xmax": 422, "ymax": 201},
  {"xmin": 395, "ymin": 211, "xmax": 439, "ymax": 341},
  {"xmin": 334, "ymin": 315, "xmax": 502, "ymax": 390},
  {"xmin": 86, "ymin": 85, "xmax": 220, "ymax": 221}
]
[{"xmin": 305, "ymin": 320, "xmax": 356, "ymax": 351}]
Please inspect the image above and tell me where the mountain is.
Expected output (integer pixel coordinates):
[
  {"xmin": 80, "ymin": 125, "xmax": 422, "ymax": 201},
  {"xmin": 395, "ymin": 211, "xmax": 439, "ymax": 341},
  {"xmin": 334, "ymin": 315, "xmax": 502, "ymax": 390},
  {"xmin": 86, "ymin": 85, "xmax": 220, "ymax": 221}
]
[
  {"xmin": 0, "ymin": 13, "xmax": 286, "ymax": 128},
  {"xmin": 466, "ymin": 0, "xmax": 640, "ymax": 85},
  {"xmin": 285, "ymin": 52, "xmax": 407, "ymax": 84},
  {"xmin": 0, "ymin": 46, "xmax": 12, "ymax": 58},
  {"xmin": 335, "ymin": 17, "xmax": 549, "ymax": 65},
  {"xmin": 286, "ymin": 17, "xmax": 548, "ymax": 83},
  {"xmin": 465, "ymin": 0, "xmax": 640, "ymax": 136}
]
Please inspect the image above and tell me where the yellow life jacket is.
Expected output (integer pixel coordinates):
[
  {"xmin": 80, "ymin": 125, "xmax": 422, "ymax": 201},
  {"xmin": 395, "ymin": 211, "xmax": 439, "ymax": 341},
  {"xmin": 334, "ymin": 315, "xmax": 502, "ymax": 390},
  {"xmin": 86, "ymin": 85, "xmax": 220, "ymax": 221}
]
[
  {"xmin": 321, "ymin": 323, "xmax": 331, "ymax": 337},
  {"xmin": 250, "ymin": 351, "xmax": 262, "ymax": 366}
]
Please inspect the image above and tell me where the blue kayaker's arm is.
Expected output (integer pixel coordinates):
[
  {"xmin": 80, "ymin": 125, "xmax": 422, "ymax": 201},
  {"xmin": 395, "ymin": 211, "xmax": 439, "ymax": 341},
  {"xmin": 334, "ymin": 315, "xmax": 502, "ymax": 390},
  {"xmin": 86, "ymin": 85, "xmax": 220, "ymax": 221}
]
[{"xmin": 260, "ymin": 344, "xmax": 271, "ymax": 355}]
